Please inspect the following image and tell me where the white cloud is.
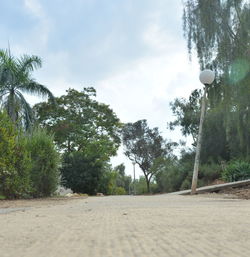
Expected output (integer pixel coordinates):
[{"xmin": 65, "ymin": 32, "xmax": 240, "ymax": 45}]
[
  {"xmin": 23, "ymin": 0, "xmax": 51, "ymax": 48},
  {"xmin": 143, "ymin": 20, "xmax": 177, "ymax": 53},
  {"xmin": 96, "ymin": 53, "xmax": 200, "ymax": 123},
  {"xmin": 24, "ymin": 0, "xmax": 44, "ymax": 18}
]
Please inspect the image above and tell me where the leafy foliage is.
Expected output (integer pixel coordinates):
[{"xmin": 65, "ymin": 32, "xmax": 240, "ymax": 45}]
[
  {"xmin": 33, "ymin": 87, "xmax": 121, "ymax": 157},
  {"xmin": 122, "ymin": 119, "xmax": 175, "ymax": 192},
  {"xmin": 99, "ymin": 169, "xmax": 127, "ymax": 195},
  {"xmin": 155, "ymin": 151, "xmax": 222, "ymax": 193},
  {"xmin": 166, "ymin": 1, "xmax": 250, "ymax": 191},
  {"xmin": 169, "ymin": 89, "xmax": 202, "ymax": 144},
  {"xmin": 155, "ymin": 158, "xmax": 186, "ymax": 193},
  {"xmin": 0, "ymin": 49, "xmax": 54, "ymax": 129},
  {"xmin": 183, "ymin": 0, "xmax": 250, "ymax": 71},
  {"xmin": 133, "ymin": 176, "xmax": 158, "ymax": 195},
  {"xmin": 113, "ymin": 164, "xmax": 132, "ymax": 193},
  {"xmin": 0, "ymin": 111, "xmax": 31, "ymax": 198},
  {"xmin": 61, "ymin": 151, "xmax": 104, "ymax": 195},
  {"xmin": 222, "ymin": 160, "xmax": 250, "ymax": 182},
  {"xmin": 23, "ymin": 128, "xmax": 60, "ymax": 197},
  {"xmin": 34, "ymin": 87, "xmax": 122, "ymax": 195},
  {"xmin": 181, "ymin": 0, "xmax": 250, "ymax": 159}
]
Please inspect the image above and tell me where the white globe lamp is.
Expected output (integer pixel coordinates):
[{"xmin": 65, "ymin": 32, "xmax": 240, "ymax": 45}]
[{"xmin": 199, "ymin": 69, "xmax": 215, "ymax": 85}]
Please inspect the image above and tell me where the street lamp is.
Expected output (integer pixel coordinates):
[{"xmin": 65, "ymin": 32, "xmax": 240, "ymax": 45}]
[
  {"xmin": 191, "ymin": 69, "xmax": 215, "ymax": 194},
  {"xmin": 132, "ymin": 161, "xmax": 136, "ymax": 195}
]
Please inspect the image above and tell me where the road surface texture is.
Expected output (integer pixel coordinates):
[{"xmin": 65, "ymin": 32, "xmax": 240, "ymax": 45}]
[{"xmin": 1, "ymin": 194, "xmax": 250, "ymax": 257}]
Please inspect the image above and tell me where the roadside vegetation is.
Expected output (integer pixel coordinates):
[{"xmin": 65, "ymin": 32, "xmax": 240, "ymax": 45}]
[{"xmin": 0, "ymin": 0, "xmax": 249, "ymax": 198}]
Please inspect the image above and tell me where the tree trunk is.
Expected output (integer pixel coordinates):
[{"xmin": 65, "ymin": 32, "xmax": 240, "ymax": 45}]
[
  {"xmin": 145, "ymin": 176, "xmax": 150, "ymax": 193},
  {"xmin": 9, "ymin": 90, "xmax": 16, "ymax": 123},
  {"xmin": 67, "ymin": 140, "xmax": 71, "ymax": 152}
]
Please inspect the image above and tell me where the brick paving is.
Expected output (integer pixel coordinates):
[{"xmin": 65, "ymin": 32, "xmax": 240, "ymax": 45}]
[{"xmin": 1, "ymin": 194, "xmax": 250, "ymax": 257}]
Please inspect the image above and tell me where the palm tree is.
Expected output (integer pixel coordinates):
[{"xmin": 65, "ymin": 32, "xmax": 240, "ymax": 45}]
[{"xmin": 0, "ymin": 49, "xmax": 54, "ymax": 129}]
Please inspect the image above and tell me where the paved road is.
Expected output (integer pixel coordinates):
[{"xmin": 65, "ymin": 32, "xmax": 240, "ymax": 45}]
[{"xmin": 0, "ymin": 195, "xmax": 250, "ymax": 257}]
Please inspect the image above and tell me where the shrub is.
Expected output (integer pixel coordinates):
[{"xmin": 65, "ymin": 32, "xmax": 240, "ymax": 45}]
[
  {"xmin": 198, "ymin": 163, "xmax": 222, "ymax": 187},
  {"xmin": 0, "ymin": 112, "xmax": 31, "ymax": 198},
  {"xmin": 180, "ymin": 162, "xmax": 222, "ymax": 190},
  {"xmin": 133, "ymin": 176, "xmax": 157, "ymax": 194},
  {"xmin": 156, "ymin": 164, "xmax": 186, "ymax": 193},
  {"xmin": 24, "ymin": 128, "xmax": 60, "ymax": 197},
  {"xmin": 222, "ymin": 160, "xmax": 250, "ymax": 182},
  {"xmin": 61, "ymin": 151, "xmax": 104, "ymax": 195},
  {"xmin": 113, "ymin": 186, "xmax": 126, "ymax": 195}
]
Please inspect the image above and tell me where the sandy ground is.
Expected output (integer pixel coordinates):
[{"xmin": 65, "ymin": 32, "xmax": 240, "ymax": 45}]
[{"xmin": 1, "ymin": 194, "xmax": 250, "ymax": 257}]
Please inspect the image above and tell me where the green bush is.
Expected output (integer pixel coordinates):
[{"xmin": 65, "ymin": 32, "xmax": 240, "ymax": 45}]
[
  {"xmin": 0, "ymin": 112, "xmax": 31, "ymax": 199},
  {"xmin": 0, "ymin": 195, "xmax": 6, "ymax": 200},
  {"xmin": 9, "ymin": 139, "xmax": 32, "ymax": 198},
  {"xmin": 24, "ymin": 128, "xmax": 60, "ymax": 197},
  {"xmin": 156, "ymin": 165, "xmax": 186, "ymax": 193},
  {"xmin": 155, "ymin": 156, "xmax": 192, "ymax": 193},
  {"xmin": 222, "ymin": 160, "xmax": 250, "ymax": 182},
  {"xmin": 97, "ymin": 165, "xmax": 130, "ymax": 195},
  {"xmin": 113, "ymin": 186, "xmax": 126, "ymax": 195},
  {"xmin": 180, "ymin": 162, "xmax": 222, "ymax": 190},
  {"xmin": 61, "ymin": 151, "xmax": 104, "ymax": 195},
  {"xmin": 133, "ymin": 177, "xmax": 157, "ymax": 195},
  {"xmin": 198, "ymin": 163, "xmax": 222, "ymax": 187}
]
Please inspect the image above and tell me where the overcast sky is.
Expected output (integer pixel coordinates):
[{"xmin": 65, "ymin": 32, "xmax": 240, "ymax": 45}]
[{"xmin": 0, "ymin": 0, "xmax": 201, "ymax": 177}]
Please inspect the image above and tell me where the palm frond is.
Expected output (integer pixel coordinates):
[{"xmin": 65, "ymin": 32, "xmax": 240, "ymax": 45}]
[
  {"xmin": 15, "ymin": 90, "xmax": 34, "ymax": 128},
  {"xmin": 18, "ymin": 54, "xmax": 42, "ymax": 73},
  {"xmin": 0, "ymin": 48, "xmax": 54, "ymax": 129},
  {"xmin": 19, "ymin": 81, "xmax": 55, "ymax": 101},
  {"xmin": 3, "ymin": 91, "xmax": 17, "ymax": 122}
]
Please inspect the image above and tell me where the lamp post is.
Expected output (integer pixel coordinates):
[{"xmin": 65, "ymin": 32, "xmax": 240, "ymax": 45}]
[
  {"xmin": 132, "ymin": 161, "xmax": 136, "ymax": 195},
  {"xmin": 191, "ymin": 69, "xmax": 215, "ymax": 195}
]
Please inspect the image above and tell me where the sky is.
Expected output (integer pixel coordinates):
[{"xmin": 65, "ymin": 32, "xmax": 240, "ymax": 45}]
[{"xmin": 0, "ymin": 0, "xmax": 202, "ymax": 177}]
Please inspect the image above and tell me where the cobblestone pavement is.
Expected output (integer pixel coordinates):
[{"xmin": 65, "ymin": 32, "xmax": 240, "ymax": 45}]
[{"xmin": 1, "ymin": 194, "xmax": 250, "ymax": 257}]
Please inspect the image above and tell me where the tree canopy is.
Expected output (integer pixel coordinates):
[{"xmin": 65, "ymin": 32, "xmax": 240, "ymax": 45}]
[
  {"xmin": 122, "ymin": 119, "xmax": 175, "ymax": 192},
  {"xmin": 0, "ymin": 49, "xmax": 54, "ymax": 129},
  {"xmin": 183, "ymin": 0, "xmax": 250, "ymax": 72},
  {"xmin": 175, "ymin": 0, "xmax": 250, "ymax": 162},
  {"xmin": 33, "ymin": 87, "xmax": 121, "ymax": 159}
]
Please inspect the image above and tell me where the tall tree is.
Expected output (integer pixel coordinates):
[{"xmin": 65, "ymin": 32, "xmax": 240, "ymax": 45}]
[
  {"xmin": 183, "ymin": 0, "xmax": 250, "ymax": 71},
  {"xmin": 33, "ymin": 87, "xmax": 121, "ymax": 158},
  {"xmin": 0, "ymin": 49, "xmax": 54, "ymax": 129},
  {"xmin": 34, "ymin": 87, "xmax": 121, "ymax": 195},
  {"xmin": 122, "ymin": 120, "xmax": 175, "ymax": 193},
  {"xmin": 180, "ymin": 0, "xmax": 250, "ymax": 160}
]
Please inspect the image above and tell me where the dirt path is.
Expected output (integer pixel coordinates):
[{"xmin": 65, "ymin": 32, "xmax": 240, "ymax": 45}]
[{"xmin": 1, "ymin": 195, "xmax": 250, "ymax": 257}]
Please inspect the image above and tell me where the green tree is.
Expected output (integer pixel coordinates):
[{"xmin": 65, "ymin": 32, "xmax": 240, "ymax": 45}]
[
  {"xmin": 97, "ymin": 163, "xmax": 131, "ymax": 195},
  {"xmin": 182, "ymin": 0, "xmax": 250, "ymax": 160},
  {"xmin": 169, "ymin": 89, "xmax": 202, "ymax": 144},
  {"xmin": 122, "ymin": 120, "xmax": 175, "ymax": 193},
  {"xmin": 34, "ymin": 87, "xmax": 121, "ymax": 195},
  {"xmin": 113, "ymin": 163, "xmax": 132, "ymax": 193},
  {"xmin": 183, "ymin": 0, "xmax": 250, "ymax": 71},
  {"xmin": 33, "ymin": 87, "xmax": 121, "ymax": 157},
  {"xmin": 0, "ymin": 49, "xmax": 54, "ymax": 129},
  {"xmin": 169, "ymin": 86, "xmax": 230, "ymax": 163}
]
